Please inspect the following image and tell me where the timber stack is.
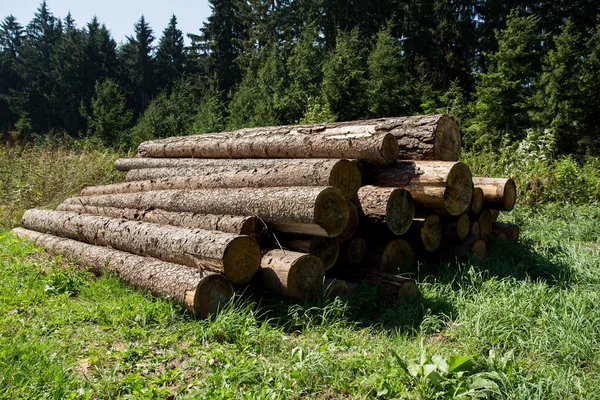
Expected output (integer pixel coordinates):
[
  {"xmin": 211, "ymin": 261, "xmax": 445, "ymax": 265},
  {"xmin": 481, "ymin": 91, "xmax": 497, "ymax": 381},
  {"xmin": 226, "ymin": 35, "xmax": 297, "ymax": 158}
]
[{"xmin": 13, "ymin": 114, "xmax": 520, "ymax": 317}]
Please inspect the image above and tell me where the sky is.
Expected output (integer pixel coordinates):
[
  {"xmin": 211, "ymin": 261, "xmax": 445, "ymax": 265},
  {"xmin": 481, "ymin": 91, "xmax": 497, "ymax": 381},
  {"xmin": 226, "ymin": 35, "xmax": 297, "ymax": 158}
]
[{"xmin": 0, "ymin": 0, "xmax": 212, "ymax": 45}]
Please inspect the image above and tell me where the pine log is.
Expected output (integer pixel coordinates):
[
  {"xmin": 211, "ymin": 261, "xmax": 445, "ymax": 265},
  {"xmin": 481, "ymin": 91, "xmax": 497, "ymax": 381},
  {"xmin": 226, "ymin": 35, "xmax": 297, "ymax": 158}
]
[
  {"xmin": 442, "ymin": 213, "xmax": 471, "ymax": 242},
  {"xmin": 259, "ymin": 249, "xmax": 325, "ymax": 299},
  {"xmin": 336, "ymin": 201, "xmax": 359, "ymax": 242},
  {"xmin": 282, "ymin": 236, "xmax": 339, "ymax": 271},
  {"xmin": 442, "ymin": 236, "xmax": 487, "ymax": 262},
  {"xmin": 345, "ymin": 269, "xmax": 419, "ymax": 301},
  {"xmin": 55, "ymin": 204, "xmax": 261, "ymax": 237},
  {"xmin": 323, "ymin": 277, "xmax": 355, "ymax": 300},
  {"xmin": 62, "ymin": 186, "xmax": 349, "ymax": 237},
  {"xmin": 409, "ymin": 215, "xmax": 442, "ymax": 253},
  {"xmin": 12, "ymin": 228, "xmax": 233, "ymax": 317},
  {"xmin": 470, "ymin": 187, "xmax": 484, "ymax": 215},
  {"xmin": 492, "ymin": 222, "xmax": 520, "ymax": 241},
  {"xmin": 472, "ymin": 177, "xmax": 517, "ymax": 211},
  {"xmin": 352, "ymin": 186, "xmax": 414, "ymax": 235},
  {"xmin": 471, "ymin": 221, "xmax": 481, "ymax": 239},
  {"xmin": 339, "ymin": 237, "xmax": 367, "ymax": 266},
  {"xmin": 101, "ymin": 159, "xmax": 363, "ymax": 200},
  {"xmin": 21, "ymin": 209, "xmax": 261, "ymax": 284},
  {"xmin": 477, "ymin": 208, "xmax": 493, "ymax": 238},
  {"xmin": 363, "ymin": 161, "xmax": 473, "ymax": 215},
  {"xmin": 363, "ymin": 238, "xmax": 415, "ymax": 274},
  {"xmin": 137, "ymin": 125, "xmax": 399, "ymax": 165}
]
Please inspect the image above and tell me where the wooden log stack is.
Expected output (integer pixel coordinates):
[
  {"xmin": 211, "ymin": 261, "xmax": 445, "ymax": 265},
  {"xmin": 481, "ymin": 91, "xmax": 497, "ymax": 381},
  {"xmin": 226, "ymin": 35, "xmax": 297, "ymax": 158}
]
[{"xmin": 13, "ymin": 114, "xmax": 520, "ymax": 317}]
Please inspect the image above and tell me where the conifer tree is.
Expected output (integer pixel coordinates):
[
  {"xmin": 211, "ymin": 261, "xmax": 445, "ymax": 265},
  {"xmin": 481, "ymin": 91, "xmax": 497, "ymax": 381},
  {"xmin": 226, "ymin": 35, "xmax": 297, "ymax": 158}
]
[{"xmin": 156, "ymin": 15, "xmax": 185, "ymax": 91}]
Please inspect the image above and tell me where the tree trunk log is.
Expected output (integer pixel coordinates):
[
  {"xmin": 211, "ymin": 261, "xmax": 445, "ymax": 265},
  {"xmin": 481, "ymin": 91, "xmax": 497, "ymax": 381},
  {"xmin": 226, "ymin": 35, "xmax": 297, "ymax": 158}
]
[
  {"xmin": 323, "ymin": 277, "xmax": 355, "ymax": 300},
  {"xmin": 472, "ymin": 177, "xmax": 517, "ymax": 211},
  {"xmin": 106, "ymin": 159, "xmax": 362, "ymax": 200},
  {"xmin": 471, "ymin": 221, "xmax": 481, "ymax": 239},
  {"xmin": 442, "ymin": 236, "xmax": 488, "ymax": 262},
  {"xmin": 344, "ymin": 269, "xmax": 419, "ymax": 301},
  {"xmin": 12, "ymin": 228, "xmax": 233, "ymax": 317},
  {"xmin": 62, "ymin": 186, "xmax": 349, "ymax": 238},
  {"xmin": 408, "ymin": 215, "xmax": 442, "ymax": 253},
  {"xmin": 22, "ymin": 209, "xmax": 261, "ymax": 284},
  {"xmin": 338, "ymin": 237, "xmax": 367, "ymax": 266},
  {"xmin": 281, "ymin": 236, "xmax": 340, "ymax": 271},
  {"xmin": 477, "ymin": 208, "xmax": 493, "ymax": 238},
  {"xmin": 259, "ymin": 249, "xmax": 324, "ymax": 299},
  {"xmin": 336, "ymin": 201, "xmax": 359, "ymax": 242},
  {"xmin": 442, "ymin": 213, "xmax": 471, "ymax": 242},
  {"xmin": 137, "ymin": 125, "xmax": 399, "ymax": 165},
  {"xmin": 55, "ymin": 204, "xmax": 261, "ymax": 238},
  {"xmin": 352, "ymin": 186, "xmax": 414, "ymax": 235},
  {"xmin": 363, "ymin": 238, "xmax": 415, "ymax": 274},
  {"xmin": 363, "ymin": 161, "xmax": 473, "ymax": 216},
  {"xmin": 492, "ymin": 222, "xmax": 520, "ymax": 241},
  {"xmin": 489, "ymin": 209, "xmax": 500, "ymax": 223},
  {"xmin": 470, "ymin": 187, "xmax": 484, "ymax": 215}
]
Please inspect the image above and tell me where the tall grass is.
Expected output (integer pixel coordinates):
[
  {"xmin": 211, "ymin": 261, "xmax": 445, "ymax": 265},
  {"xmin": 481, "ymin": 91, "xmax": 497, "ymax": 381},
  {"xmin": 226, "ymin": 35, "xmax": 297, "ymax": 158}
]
[{"xmin": 0, "ymin": 144, "xmax": 125, "ymax": 227}]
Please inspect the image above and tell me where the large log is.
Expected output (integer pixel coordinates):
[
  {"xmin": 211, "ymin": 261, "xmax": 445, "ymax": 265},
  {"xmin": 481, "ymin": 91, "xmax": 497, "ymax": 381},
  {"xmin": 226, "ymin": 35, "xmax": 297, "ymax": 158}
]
[
  {"xmin": 472, "ymin": 177, "xmax": 517, "ymax": 211},
  {"xmin": 94, "ymin": 159, "xmax": 363, "ymax": 200},
  {"xmin": 22, "ymin": 209, "xmax": 261, "ymax": 284},
  {"xmin": 281, "ymin": 236, "xmax": 339, "ymax": 271},
  {"xmin": 137, "ymin": 125, "xmax": 399, "ymax": 165},
  {"xmin": 352, "ymin": 186, "xmax": 414, "ymax": 235},
  {"xmin": 259, "ymin": 249, "xmax": 325, "ymax": 299},
  {"xmin": 55, "ymin": 204, "xmax": 261, "ymax": 237},
  {"xmin": 442, "ymin": 213, "xmax": 471, "ymax": 242},
  {"xmin": 62, "ymin": 186, "xmax": 349, "ymax": 237},
  {"xmin": 12, "ymin": 228, "xmax": 233, "ymax": 317},
  {"xmin": 344, "ymin": 269, "xmax": 419, "ymax": 301},
  {"xmin": 363, "ymin": 161, "xmax": 473, "ymax": 216},
  {"xmin": 363, "ymin": 238, "xmax": 415, "ymax": 274}
]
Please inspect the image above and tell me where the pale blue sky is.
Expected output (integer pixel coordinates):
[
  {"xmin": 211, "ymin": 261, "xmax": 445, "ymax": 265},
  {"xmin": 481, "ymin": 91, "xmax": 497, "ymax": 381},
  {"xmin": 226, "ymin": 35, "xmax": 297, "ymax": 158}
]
[{"xmin": 0, "ymin": 0, "xmax": 212, "ymax": 45}]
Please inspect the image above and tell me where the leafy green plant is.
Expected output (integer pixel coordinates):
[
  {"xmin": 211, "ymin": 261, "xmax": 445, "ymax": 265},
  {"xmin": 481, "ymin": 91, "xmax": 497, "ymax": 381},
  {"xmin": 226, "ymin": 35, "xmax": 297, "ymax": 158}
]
[{"xmin": 44, "ymin": 266, "xmax": 86, "ymax": 296}]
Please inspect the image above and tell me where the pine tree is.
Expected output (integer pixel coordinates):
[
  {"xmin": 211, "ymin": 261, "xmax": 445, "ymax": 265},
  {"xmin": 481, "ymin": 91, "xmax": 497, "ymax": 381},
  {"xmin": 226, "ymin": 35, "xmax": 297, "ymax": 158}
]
[
  {"xmin": 0, "ymin": 15, "xmax": 25, "ymax": 130},
  {"xmin": 156, "ymin": 15, "xmax": 186, "ymax": 91},
  {"xmin": 83, "ymin": 17, "xmax": 118, "ymax": 106},
  {"xmin": 86, "ymin": 78, "xmax": 133, "ymax": 147}
]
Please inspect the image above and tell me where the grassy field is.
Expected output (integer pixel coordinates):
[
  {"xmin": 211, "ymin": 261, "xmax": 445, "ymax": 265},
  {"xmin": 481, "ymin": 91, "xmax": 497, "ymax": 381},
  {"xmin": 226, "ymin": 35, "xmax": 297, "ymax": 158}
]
[{"xmin": 1, "ymin": 145, "xmax": 599, "ymax": 398}]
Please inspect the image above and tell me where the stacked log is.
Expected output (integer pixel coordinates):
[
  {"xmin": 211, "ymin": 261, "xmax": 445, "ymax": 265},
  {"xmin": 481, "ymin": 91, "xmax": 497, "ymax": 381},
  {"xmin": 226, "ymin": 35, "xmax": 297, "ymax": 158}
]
[{"xmin": 14, "ymin": 114, "xmax": 521, "ymax": 316}]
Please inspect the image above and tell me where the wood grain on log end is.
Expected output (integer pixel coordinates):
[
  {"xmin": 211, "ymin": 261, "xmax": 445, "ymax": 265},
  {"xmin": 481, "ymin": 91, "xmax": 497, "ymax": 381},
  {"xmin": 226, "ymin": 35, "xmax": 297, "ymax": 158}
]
[
  {"xmin": 471, "ymin": 187, "xmax": 484, "ymax": 215},
  {"xmin": 223, "ymin": 237, "xmax": 262, "ymax": 284},
  {"xmin": 471, "ymin": 239, "xmax": 488, "ymax": 262},
  {"xmin": 471, "ymin": 221, "xmax": 481, "ymax": 239},
  {"xmin": 337, "ymin": 201, "xmax": 359, "ymax": 242},
  {"xmin": 346, "ymin": 237, "xmax": 367, "ymax": 265},
  {"xmin": 381, "ymin": 133, "xmax": 400, "ymax": 165},
  {"xmin": 329, "ymin": 160, "xmax": 362, "ymax": 199},
  {"xmin": 379, "ymin": 239, "xmax": 415, "ymax": 274},
  {"xmin": 473, "ymin": 177, "xmax": 517, "ymax": 211},
  {"xmin": 419, "ymin": 214, "xmax": 442, "ymax": 253},
  {"xmin": 310, "ymin": 237, "xmax": 339, "ymax": 271},
  {"xmin": 260, "ymin": 249, "xmax": 325, "ymax": 300},
  {"xmin": 444, "ymin": 162, "xmax": 473, "ymax": 215},
  {"xmin": 478, "ymin": 209, "xmax": 493, "ymax": 238},
  {"xmin": 323, "ymin": 277, "xmax": 352, "ymax": 300},
  {"xmin": 387, "ymin": 189, "xmax": 415, "ymax": 235},
  {"xmin": 314, "ymin": 187, "xmax": 350, "ymax": 237},
  {"xmin": 191, "ymin": 274, "xmax": 235, "ymax": 317},
  {"xmin": 434, "ymin": 115, "xmax": 461, "ymax": 161}
]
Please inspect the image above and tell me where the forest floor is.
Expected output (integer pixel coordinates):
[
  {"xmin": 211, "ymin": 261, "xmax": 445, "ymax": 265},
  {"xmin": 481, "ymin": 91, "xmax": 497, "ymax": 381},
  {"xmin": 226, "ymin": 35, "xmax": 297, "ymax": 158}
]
[{"xmin": 1, "ymin": 146, "xmax": 599, "ymax": 399}]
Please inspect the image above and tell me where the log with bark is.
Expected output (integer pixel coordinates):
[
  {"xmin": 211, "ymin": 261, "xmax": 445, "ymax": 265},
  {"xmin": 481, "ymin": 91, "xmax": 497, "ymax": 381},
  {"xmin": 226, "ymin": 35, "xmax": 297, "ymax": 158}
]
[
  {"xmin": 492, "ymin": 222, "xmax": 520, "ymax": 241},
  {"xmin": 62, "ymin": 186, "xmax": 350, "ymax": 237},
  {"xmin": 363, "ymin": 238, "xmax": 415, "ymax": 274},
  {"xmin": 344, "ymin": 269, "xmax": 419, "ymax": 301},
  {"xmin": 442, "ymin": 213, "xmax": 471, "ymax": 242},
  {"xmin": 55, "ymin": 204, "xmax": 261, "ymax": 237},
  {"xmin": 259, "ymin": 249, "xmax": 325, "ymax": 299},
  {"xmin": 22, "ymin": 209, "xmax": 262, "ymax": 284},
  {"xmin": 12, "ymin": 228, "xmax": 234, "ymax": 317},
  {"xmin": 97, "ymin": 159, "xmax": 362, "ymax": 200},
  {"xmin": 352, "ymin": 186, "xmax": 415, "ymax": 235},
  {"xmin": 137, "ymin": 125, "xmax": 399, "ymax": 166},
  {"xmin": 363, "ymin": 161, "xmax": 473, "ymax": 215},
  {"xmin": 472, "ymin": 177, "xmax": 517, "ymax": 211},
  {"xmin": 280, "ymin": 235, "xmax": 339, "ymax": 271}
]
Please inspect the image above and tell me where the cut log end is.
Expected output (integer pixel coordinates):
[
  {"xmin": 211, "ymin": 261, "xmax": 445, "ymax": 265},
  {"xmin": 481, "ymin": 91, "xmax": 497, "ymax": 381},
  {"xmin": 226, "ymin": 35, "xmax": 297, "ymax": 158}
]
[
  {"xmin": 471, "ymin": 187, "xmax": 484, "ymax": 215},
  {"xmin": 337, "ymin": 201, "xmax": 359, "ymax": 242},
  {"xmin": 323, "ymin": 278, "xmax": 352, "ymax": 300},
  {"xmin": 310, "ymin": 236, "xmax": 339, "ymax": 271},
  {"xmin": 492, "ymin": 222, "xmax": 520, "ymax": 241},
  {"xmin": 382, "ymin": 133, "xmax": 400, "ymax": 164},
  {"xmin": 329, "ymin": 160, "xmax": 362, "ymax": 200},
  {"xmin": 434, "ymin": 115, "xmax": 461, "ymax": 161},
  {"xmin": 223, "ymin": 237, "xmax": 262, "ymax": 284},
  {"xmin": 192, "ymin": 275, "xmax": 234, "ymax": 317},
  {"xmin": 347, "ymin": 237, "xmax": 367, "ymax": 265},
  {"xmin": 386, "ymin": 189, "xmax": 415, "ymax": 236},
  {"xmin": 471, "ymin": 221, "xmax": 481, "ymax": 239},
  {"xmin": 503, "ymin": 179, "xmax": 517, "ymax": 211},
  {"xmin": 444, "ymin": 162, "xmax": 473, "ymax": 215},
  {"xmin": 288, "ymin": 254, "xmax": 325, "ymax": 299},
  {"xmin": 478, "ymin": 209, "xmax": 493, "ymax": 238},
  {"xmin": 456, "ymin": 213, "xmax": 471, "ymax": 241},
  {"xmin": 420, "ymin": 214, "xmax": 442, "ymax": 253},
  {"xmin": 314, "ymin": 187, "xmax": 350, "ymax": 237},
  {"xmin": 471, "ymin": 239, "xmax": 488, "ymax": 262},
  {"xmin": 379, "ymin": 239, "xmax": 415, "ymax": 274}
]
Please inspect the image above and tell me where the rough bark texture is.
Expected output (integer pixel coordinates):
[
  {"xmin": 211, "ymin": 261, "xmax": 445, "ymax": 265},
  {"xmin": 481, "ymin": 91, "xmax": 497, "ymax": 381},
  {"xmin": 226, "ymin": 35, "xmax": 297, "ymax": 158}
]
[
  {"xmin": 472, "ymin": 177, "xmax": 517, "ymax": 211},
  {"xmin": 409, "ymin": 215, "xmax": 442, "ymax": 253},
  {"xmin": 471, "ymin": 187, "xmax": 484, "ymax": 215},
  {"xmin": 283, "ymin": 236, "xmax": 339, "ymax": 271},
  {"xmin": 137, "ymin": 125, "xmax": 399, "ymax": 165},
  {"xmin": 22, "ymin": 209, "xmax": 261, "ymax": 284},
  {"xmin": 12, "ymin": 228, "xmax": 233, "ymax": 317},
  {"xmin": 352, "ymin": 186, "xmax": 414, "ymax": 235},
  {"xmin": 105, "ymin": 159, "xmax": 363, "ymax": 200},
  {"xmin": 56, "ymin": 204, "xmax": 261, "ymax": 237},
  {"xmin": 336, "ymin": 201, "xmax": 359, "ymax": 242},
  {"xmin": 363, "ymin": 238, "xmax": 415, "ymax": 274},
  {"xmin": 344, "ymin": 269, "xmax": 419, "ymax": 301},
  {"xmin": 442, "ymin": 213, "xmax": 471, "ymax": 242},
  {"xmin": 259, "ymin": 249, "xmax": 325, "ymax": 299},
  {"xmin": 364, "ymin": 161, "xmax": 473, "ymax": 216},
  {"xmin": 492, "ymin": 222, "xmax": 520, "ymax": 241},
  {"xmin": 63, "ymin": 186, "xmax": 349, "ymax": 237}
]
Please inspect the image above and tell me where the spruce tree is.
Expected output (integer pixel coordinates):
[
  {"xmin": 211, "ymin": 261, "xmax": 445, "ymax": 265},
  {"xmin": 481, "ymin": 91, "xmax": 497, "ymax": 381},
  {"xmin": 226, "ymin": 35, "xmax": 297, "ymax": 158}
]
[
  {"xmin": 0, "ymin": 15, "xmax": 25, "ymax": 129},
  {"xmin": 156, "ymin": 15, "xmax": 185, "ymax": 91}
]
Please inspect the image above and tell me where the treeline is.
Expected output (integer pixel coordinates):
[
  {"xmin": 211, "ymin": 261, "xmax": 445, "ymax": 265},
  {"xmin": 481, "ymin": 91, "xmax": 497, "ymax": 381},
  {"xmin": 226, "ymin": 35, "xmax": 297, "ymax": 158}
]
[{"xmin": 0, "ymin": 1, "xmax": 599, "ymax": 154}]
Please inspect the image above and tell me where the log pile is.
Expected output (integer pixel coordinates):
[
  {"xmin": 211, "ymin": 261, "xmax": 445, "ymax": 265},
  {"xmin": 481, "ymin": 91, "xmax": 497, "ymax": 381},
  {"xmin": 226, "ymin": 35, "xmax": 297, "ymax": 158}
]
[{"xmin": 13, "ymin": 114, "xmax": 520, "ymax": 317}]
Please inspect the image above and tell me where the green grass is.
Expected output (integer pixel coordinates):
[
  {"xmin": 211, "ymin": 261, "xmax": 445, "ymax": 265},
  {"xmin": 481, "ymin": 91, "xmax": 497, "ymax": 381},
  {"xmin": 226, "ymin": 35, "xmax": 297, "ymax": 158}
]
[{"xmin": 1, "ymin": 201, "xmax": 599, "ymax": 399}]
